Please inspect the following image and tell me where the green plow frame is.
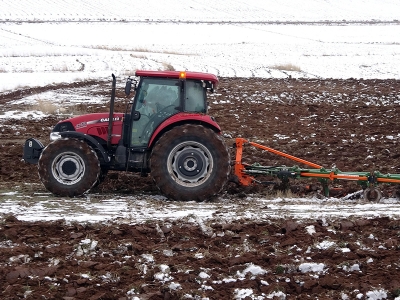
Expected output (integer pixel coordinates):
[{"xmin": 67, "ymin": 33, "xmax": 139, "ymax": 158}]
[{"xmin": 234, "ymin": 138, "xmax": 400, "ymax": 201}]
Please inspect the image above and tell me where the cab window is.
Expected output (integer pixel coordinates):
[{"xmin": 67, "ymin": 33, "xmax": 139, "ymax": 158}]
[{"xmin": 185, "ymin": 80, "xmax": 206, "ymax": 113}]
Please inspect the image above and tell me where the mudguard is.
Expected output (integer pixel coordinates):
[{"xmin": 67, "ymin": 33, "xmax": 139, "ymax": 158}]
[
  {"xmin": 58, "ymin": 131, "xmax": 110, "ymax": 163},
  {"xmin": 23, "ymin": 138, "xmax": 44, "ymax": 164}
]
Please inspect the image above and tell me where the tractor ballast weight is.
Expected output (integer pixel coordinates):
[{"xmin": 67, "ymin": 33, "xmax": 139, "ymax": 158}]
[{"xmin": 23, "ymin": 138, "xmax": 44, "ymax": 164}]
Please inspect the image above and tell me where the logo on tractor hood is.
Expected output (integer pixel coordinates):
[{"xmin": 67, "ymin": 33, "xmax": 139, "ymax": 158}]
[
  {"xmin": 76, "ymin": 122, "xmax": 87, "ymax": 129},
  {"xmin": 100, "ymin": 117, "xmax": 121, "ymax": 122}
]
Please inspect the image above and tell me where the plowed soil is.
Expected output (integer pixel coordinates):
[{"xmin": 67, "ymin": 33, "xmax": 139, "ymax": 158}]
[{"xmin": 1, "ymin": 77, "xmax": 400, "ymax": 299}]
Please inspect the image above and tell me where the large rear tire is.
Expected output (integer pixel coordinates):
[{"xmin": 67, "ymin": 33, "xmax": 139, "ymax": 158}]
[
  {"xmin": 38, "ymin": 138, "xmax": 100, "ymax": 197},
  {"xmin": 150, "ymin": 124, "xmax": 230, "ymax": 201}
]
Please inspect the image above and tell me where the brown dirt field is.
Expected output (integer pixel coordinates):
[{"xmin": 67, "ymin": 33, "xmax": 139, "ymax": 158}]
[{"xmin": 1, "ymin": 77, "xmax": 400, "ymax": 299}]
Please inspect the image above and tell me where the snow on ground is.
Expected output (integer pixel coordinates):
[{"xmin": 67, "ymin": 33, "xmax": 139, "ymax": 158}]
[
  {"xmin": 0, "ymin": 0, "xmax": 400, "ymax": 93},
  {"xmin": 1, "ymin": 0, "xmax": 399, "ymax": 23},
  {"xmin": 1, "ymin": 190, "xmax": 400, "ymax": 223}
]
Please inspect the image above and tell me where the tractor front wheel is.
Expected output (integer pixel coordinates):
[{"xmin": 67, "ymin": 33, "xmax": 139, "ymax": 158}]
[
  {"xmin": 38, "ymin": 138, "xmax": 100, "ymax": 197},
  {"xmin": 150, "ymin": 124, "xmax": 230, "ymax": 201}
]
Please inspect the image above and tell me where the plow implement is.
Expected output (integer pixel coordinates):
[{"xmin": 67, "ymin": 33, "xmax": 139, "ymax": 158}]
[{"xmin": 234, "ymin": 138, "xmax": 400, "ymax": 201}]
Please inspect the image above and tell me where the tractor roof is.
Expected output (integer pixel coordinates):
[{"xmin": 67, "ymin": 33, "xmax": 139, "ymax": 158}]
[{"xmin": 135, "ymin": 70, "xmax": 219, "ymax": 87}]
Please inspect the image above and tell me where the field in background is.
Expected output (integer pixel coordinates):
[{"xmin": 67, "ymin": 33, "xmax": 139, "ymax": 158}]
[{"xmin": 1, "ymin": 0, "xmax": 400, "ymax": 92}]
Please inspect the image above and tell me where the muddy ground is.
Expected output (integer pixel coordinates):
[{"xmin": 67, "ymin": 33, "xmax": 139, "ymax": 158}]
[{"xmin": 1, "ymin": 77, "xmax": 400, "ymax": 299}]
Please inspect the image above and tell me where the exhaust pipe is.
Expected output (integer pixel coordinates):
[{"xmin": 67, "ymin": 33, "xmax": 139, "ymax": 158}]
[{"xmin": 107, "ymin": 74, "xmax": 116, "ymax": 149}]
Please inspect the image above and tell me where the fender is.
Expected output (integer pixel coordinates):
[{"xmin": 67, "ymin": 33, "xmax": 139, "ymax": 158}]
[
  {"xmin": 148, "ymin": 113, "xmax": 222, "ymax": 147},
  {"xmin": 58, "ymin": 131, "xmax": 110, "ymax": 163}
]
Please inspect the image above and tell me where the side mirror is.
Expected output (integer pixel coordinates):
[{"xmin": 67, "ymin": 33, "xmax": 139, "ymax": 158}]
[
  {"xmin": 205, "ymin": 81, "xmax": 214, "ymax": 93},
  {"xmin": 125, "ymin": 79, "xmax": 132, "ymax": 96}
]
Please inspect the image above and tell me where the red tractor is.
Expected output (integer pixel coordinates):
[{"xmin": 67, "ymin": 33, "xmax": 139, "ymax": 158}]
[{"xmin": 23, "ymin": 71, "xmax": 231, "ymax": 201}]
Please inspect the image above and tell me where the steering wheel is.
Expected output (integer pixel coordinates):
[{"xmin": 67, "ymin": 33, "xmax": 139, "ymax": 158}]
[{"xmin": 140, "ymin": 105, "xmax": 176, "ymax": 142}]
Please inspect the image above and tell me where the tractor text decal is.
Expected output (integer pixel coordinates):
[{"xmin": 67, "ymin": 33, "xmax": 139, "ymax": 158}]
[{"xmin": 100, "ymin": 117, "xmax": 121, "ymax": 122}]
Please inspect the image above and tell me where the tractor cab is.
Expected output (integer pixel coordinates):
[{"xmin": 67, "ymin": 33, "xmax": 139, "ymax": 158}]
[{"xmin": 124, "ymin": 70, "xmax": 217, "ymax": 148}]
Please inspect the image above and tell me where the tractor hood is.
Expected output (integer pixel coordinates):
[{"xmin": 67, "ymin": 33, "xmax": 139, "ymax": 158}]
[{"xmin": 52, "ymin": 113, "xmax": 124, "ymax": 144}]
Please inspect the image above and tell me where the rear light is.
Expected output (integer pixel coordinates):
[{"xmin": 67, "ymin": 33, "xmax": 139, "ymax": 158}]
[{"xmin": 179, "ymin": 71, "xmax": 186, "ymax": 79}]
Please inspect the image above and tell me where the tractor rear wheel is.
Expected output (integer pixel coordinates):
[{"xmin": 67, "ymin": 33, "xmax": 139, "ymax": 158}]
[
  {"xmin": 38, "ymin": 138, "xmax": 100, "ymax": 197},
  {"xmin": 150, "ymin": 124, "xmax": 230, "ymax": 201}
]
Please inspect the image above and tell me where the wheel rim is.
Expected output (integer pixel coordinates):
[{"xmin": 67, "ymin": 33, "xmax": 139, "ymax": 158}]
[
  {"xmin": 167, "ymin": 141, "xmax": 213, "ymax": 187},
  {"xmin": 51, "ymin": 151, "xmax": 85, "ymax": 185},
  {"xmin": 364, "ymin": 187, "xmax": 382, "ymax": 202}
]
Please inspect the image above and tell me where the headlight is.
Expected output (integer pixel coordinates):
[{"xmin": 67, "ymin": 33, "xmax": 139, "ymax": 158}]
[{"xmin": 50, "ymin": 132, "xmax": 61, "ymax": 141}]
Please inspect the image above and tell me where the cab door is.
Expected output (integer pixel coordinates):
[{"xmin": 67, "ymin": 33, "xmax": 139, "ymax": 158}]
[{"xmin": 130, "ymin": 77, "xmax": 181, "ymax": 147}]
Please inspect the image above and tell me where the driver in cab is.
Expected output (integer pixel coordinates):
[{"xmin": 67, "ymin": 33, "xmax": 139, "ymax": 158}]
[{"xmin": 136, "ymin": 83, "xmax": 158, "ymax": 117}]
